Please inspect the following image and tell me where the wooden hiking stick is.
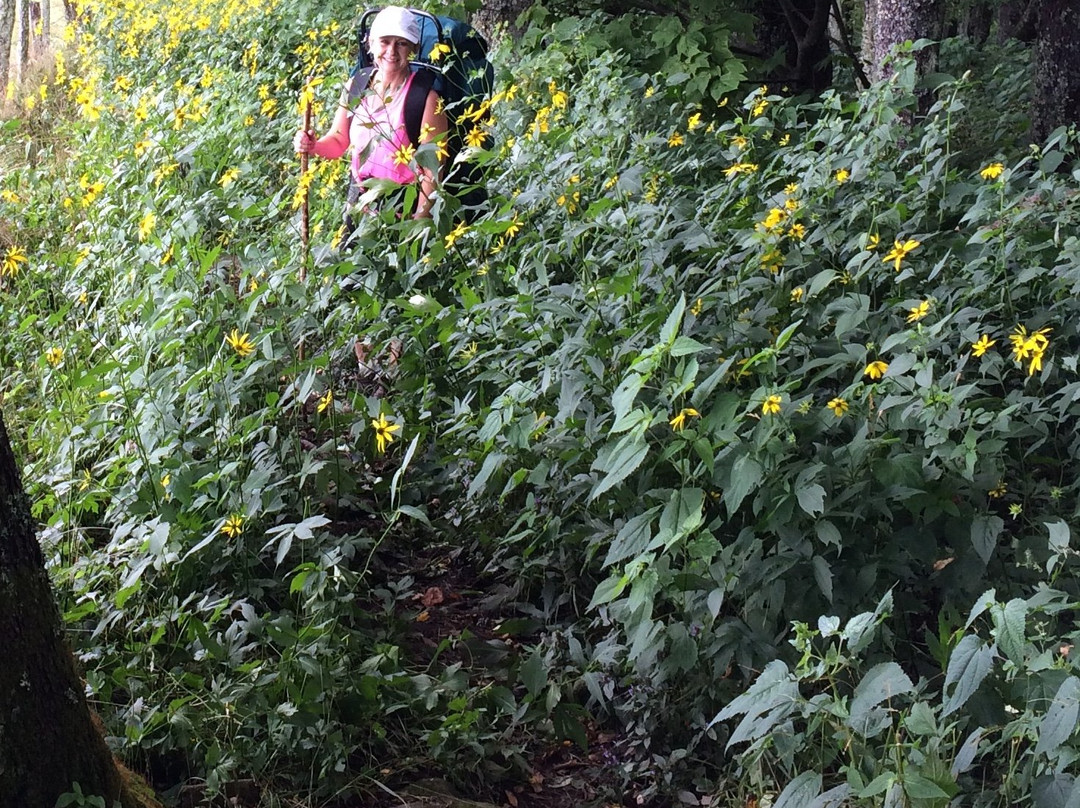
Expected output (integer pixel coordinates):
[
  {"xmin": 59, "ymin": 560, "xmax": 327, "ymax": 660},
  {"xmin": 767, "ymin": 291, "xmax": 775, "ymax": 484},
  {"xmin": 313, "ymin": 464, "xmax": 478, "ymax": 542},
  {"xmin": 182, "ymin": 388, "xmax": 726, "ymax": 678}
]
[{"xmin": 299, "ymin": 85, "xmax": 313, "ymax": 281}]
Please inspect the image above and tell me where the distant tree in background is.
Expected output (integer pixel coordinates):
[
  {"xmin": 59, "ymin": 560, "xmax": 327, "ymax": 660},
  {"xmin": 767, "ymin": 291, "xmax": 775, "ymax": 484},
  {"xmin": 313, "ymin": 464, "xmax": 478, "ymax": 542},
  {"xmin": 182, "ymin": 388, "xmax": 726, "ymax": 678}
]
[{"xmin": 0, "ymin": 0, "xmax": 15, "ymax": 95}]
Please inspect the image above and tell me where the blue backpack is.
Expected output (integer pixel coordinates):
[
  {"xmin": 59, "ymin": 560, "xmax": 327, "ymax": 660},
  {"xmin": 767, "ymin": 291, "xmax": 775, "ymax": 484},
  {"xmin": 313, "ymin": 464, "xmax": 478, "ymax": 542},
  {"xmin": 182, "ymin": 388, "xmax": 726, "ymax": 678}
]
[{"xmin": 347, "ymin": 8, "xmax": 495, "ymax": 217}]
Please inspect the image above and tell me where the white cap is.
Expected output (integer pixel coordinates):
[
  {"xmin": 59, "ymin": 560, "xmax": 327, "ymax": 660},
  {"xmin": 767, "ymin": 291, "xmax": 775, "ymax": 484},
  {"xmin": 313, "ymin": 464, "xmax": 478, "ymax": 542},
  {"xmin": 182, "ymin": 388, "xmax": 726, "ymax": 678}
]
[{"xmin": 369, "ymin": 6, "xmax": 421, "ymax": 45}]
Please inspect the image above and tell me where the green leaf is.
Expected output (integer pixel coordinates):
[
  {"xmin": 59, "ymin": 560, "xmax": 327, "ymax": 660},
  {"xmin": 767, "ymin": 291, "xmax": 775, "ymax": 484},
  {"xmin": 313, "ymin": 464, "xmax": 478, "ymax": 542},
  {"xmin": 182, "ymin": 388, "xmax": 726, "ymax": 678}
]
[
  {"xmin": 588, "ymin": 573, "xmax": 629, "ymax": 609},
  {"xmin": 774, "ymin": 318, "xmax": 803, "ymax": 350},
  {"xmin": 904, "ymin": 701, "xmax": 938, "ymax": 737},
  {"xmin": 604, "ymin": 509, "xmax": 660, "ymax": 567},
  {"xmin": 1035, "ymin": 676, "xmax": 1080, "ymax": 758},
  {"xmin": 797, "ymin": 482, "xmax": 826, "ymax": 516},
  {"xmin": 725, "ymin": 453, "xmax": 761, "ymax": 515},
  {"xmin": 670, "ymin": 335, "xmax": 708, "ymax": 357},
  {"xmin": 1046, "ymin": 519, "xmax": 1071, "ymax": 573},
  {"xmin": 848, "ymin": 662, "xmax": 914, "ymax": 733},
  {"xmin": 965, "ymin": 588, "xmax": 996, "ymax": 629},
  {"xmin": 520, "ymin": 650, "xmax": 547, "ymax": 698},
  {"xmin": 991, "ymin": 598, "xmax": 1027, "ymax": 667},
  {"xmin": 901, "ymin": 773, "xmax": 951, "ymax": 800},
  {"xmin": 612, "ymin": 372, "xmax": 645, "ymax": 426},
  {"xmin": 590, "ymin": 432, "xmax": 649, "ymax": 500},
  {"xmin": 970, "ymin": 514, "xmax": 1003, "ymax": 565},
  {"xmin": 660, "ymin": 295, "xmax": 686, "ymax": 345},
  {"xmin": 812, "ymin": 556, "xmax": 833, "ymax": 603},
  {"xmin": 942, "ymin": 635, "xmax": 995, "ymax": 717},
  {"xmin": 773, "ymin": 772, "xmax": 821, "ymax": 808}
]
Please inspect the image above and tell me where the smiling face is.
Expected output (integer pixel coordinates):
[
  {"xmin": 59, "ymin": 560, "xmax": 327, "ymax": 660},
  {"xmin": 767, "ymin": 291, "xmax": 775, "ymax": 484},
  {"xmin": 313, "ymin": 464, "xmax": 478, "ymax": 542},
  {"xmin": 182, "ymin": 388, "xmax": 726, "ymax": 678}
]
[{"xmin": 371, "ymin": 35, "xmax": 414, "ymax": 83}]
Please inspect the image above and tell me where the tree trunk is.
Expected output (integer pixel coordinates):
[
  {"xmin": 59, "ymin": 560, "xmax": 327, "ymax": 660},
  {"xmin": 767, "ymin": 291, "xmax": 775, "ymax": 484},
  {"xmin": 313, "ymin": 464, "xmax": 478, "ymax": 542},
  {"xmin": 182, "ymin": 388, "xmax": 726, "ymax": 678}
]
[
  {"xmin": 867, "ymin": 0, "xmax": 943, "ymax": 83},
  {"xmin": 996, "ymin": 0, "xmax": 1037, "ymax": 43},
  {"xmin": 957, "ymin": 0, "xmax": 992, "ymax": 43},
  {"xmin": 17, "ymin": 0, "xmax": 28, "ymax": 85},
  {"xmin": 0, "ymin": 0, "xmax": 15, "ymax": 97},
  {"xmin": 0, "ymin": 412, "xmax": 153, "ymax": 808},
  {"xmin": 471, "ymin": 0, "xmax": 531, "ymax": 44},
  {"xmin": 760, "ymin": 0, "xmax": 835, "ymax": 92},
  {"xmin": 1032, "ymin": 0, "xmax": 1080, "ymax": 143}
]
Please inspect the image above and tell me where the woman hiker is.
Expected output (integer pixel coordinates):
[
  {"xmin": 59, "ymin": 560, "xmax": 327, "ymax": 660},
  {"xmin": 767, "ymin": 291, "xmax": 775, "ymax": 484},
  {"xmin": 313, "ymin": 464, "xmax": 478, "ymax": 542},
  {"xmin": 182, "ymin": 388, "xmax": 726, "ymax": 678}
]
[{"xmin": 293, "ymin": 5, "xmax": 448, "ymax": 221}]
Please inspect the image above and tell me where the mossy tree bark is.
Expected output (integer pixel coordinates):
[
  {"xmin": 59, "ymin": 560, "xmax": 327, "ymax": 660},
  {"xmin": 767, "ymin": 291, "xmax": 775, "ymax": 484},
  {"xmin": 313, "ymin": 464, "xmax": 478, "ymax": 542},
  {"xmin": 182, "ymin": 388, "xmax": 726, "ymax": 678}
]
[{"xmin": 0, "ymin": 411, "xmax": 144, "ymax": 808}]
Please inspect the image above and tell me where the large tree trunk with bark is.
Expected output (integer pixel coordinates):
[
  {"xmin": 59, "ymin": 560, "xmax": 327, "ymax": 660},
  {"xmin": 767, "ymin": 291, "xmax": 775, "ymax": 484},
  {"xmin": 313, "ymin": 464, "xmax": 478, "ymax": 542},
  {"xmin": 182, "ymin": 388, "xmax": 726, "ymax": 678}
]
[
  {"xmin": 866, "ymin": 0, "xmax": 943, "ymax": 83},
  {"xmin": 0, "ymin": 0, "xmax": 15, "ymax": 98},
  {"xmin": 471, "ymin": 0, "xmax": 532, "ymax": 44},
  {"xmin": 0, "ymin": 412, "xmax": 154, "ymax": 808},
  {"xmin": 1032, "ymin": 0, "xmax": 1080, "ymax": 143}
]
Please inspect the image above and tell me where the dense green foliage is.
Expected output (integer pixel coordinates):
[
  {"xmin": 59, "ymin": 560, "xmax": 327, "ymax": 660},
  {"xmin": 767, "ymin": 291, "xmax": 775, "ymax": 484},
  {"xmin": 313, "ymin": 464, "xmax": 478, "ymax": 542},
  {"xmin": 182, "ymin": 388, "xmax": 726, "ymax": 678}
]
[{"xmin": 3, "ymin": 0, "xmax": 1080, "ymax": 804}]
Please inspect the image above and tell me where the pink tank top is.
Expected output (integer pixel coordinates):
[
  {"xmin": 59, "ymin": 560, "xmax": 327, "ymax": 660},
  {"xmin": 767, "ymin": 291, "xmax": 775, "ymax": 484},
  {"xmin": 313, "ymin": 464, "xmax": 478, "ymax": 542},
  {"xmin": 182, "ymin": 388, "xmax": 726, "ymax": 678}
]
[{"xmin": 349, "ymin": 72, "xmax": 418, "ymax": 186}]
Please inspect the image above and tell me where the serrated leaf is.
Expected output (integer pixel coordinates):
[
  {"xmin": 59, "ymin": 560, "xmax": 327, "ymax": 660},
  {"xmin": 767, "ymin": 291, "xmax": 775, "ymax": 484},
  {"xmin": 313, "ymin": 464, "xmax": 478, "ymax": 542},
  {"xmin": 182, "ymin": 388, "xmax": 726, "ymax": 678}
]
[
  {"xmin": 991, "ymin": 598, "xmax": 1027, "ymax": 667},
  {"xmin": 812, "ymin": 556, "xmax": 833, "ymax": 603},
  {"xmin": 671, "ymin": 335, "xmax": 708, "ymax": 357},
  {"xmin": 612, "ymin": 372, "xmax": 645, "ymax": 425},
  {"xmin": 951, "ymin": 726, "xmax": 984, "ymax": 776},
  {"xmin": 797, "ymin": 482, "xmax": 826, "ymax": 516},
  {"xmin": 604, "ymin": 509, "xmax": 660, "ymax": 567},
  {"xmin": 942, "ymin": 635, "xmax": 995, "ymax": 717},
  {"xmin": 725, "ymin": 453, "xmax": 762, "ymax": 514},
  {"xmin": 849, "ymin": 662, "xmax": 914, "ymax": 733},
  {"xmin": 970, "ymin": 514, "xmax": 1003, "ymax": 565},
  {"xmin": 660, "ymin": 295, "xmax": 686, "ymax": 345},
  {"xmin": 774, "ymin": 772, "xmax": 821, "ymax": 808},
  {"xmin": 965, "ymin": 589, "xmax": 996, "ymax": 629},
  {"xmin": 588, "ymin": 573, "xmax": 629, "ymax": 609},
  {"xmin": 1035, "ymin": 676, "xmax": 1080, "ymax": 758},
  {"xmin": 590, "ymin": 432, "xmax": 649, "ymax": 500}
]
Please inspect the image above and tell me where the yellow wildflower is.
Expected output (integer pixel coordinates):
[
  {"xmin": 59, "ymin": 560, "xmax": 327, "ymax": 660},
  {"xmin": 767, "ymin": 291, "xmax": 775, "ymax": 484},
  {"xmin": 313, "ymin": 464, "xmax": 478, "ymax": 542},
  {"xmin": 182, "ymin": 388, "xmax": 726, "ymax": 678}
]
[
  {"xmin": 138, "ymin": 211, "xmax": 156, "ymax": 241},
  {"xmin": 784, "ymin": 183, "xmax": 798, "ymax": 195},
  {"xmin": 225, "ymin": 328, "xmax": 255, "ymax": 357},
  {"xmin": 669, "ymin": 407, "xmax": 700, "ymax": 431},
  {"xmin": 864, "ymin": 361, "xmax": 888, "ymax": 380},
  {"xmin": 2, "ymin": 245, "xmax": 28, "ymax": 277},
  {"xmin": 989, "ymin": 481, "xmax": 1007, "ymax": 499},
  {"xmin": 690, "ymin": 298, "xmax": 703, "ymax": 316},
  {"xmin": 791, "ymin": 287, "xmax": 804, "ymax": 303},
  {"xmin": 866, "ymin": 233, "xmax": 880, "ymax": 251},
  {"xmin": 787, "ymin": 223, "xmax": 806, "ymax": 240},
  {"xmin": 762, "ymin": 395, "xmax": 782, "ymax": 416},
  {"xmin": 1009, "ymin": 325, "xmax": 1051, "ymax": 376},
  {"xmin": 668, "ymin": 131, "xmax": 685, "ymax": 147},
  {"xmin": 751, "ymin": 97, "xmax": 768, "ymax": 117},
  {"xmin": 372, "ymin": 413, "xmax": 401, "ymax": 453},
  {"xmin": 221, "ymin": 514, "xmax": 245, "ymax": 537},
  {"xmin": 445, "ymin": 222, "xmax": 469, "ymax": 249},
  {"xmin": 907, "ymin": 300, "xmax": 930, "ymax": 323},
  {"xmin": 980, "ymin": 162, "xmax": 1005, "ymax": 180},
  {"xmin": 731, "ymin": 135, "xmax": 748, "ymax": 150},
  {"xmin": 429, "ymin": 42, "xmax": 451, "ymax": 62},
  {"xmin": 724, "ymin": 162, "xmax": 758, "ymax": 178},
  {"xmin": 45, "ymin": 347, "xmax": 64, "ymax": 367},
  {"xmin": 883, "ymin": 239, "xmax": 921, "ymax": 272},
  {"xmin": 687, "ymin": 112, "xmax": 702, "ymax": 130},
  {"xmin": 826, "ymin": 398, "xmax": 849, "ymax": 417},
  {"xmin": 392, "ymin": 142, "xmax": 416, "ymax": 166},
  {"xmin": 762, "ymin": 208, "xmax": 787, "ymax": 231},
  {"xmin": 971, "ymin": 334, "xmax": 996, "ymax": 357},
  {"xmin": 835, "ymin": 168, "xmax": 850, "ymax": 184},
  {"xmin": 317, "ymin": 390, "xmax": 333, "ymax": 414},
  {"xmin": 465, "ymin": 126, "xmax": 488, "ymax": 149}
]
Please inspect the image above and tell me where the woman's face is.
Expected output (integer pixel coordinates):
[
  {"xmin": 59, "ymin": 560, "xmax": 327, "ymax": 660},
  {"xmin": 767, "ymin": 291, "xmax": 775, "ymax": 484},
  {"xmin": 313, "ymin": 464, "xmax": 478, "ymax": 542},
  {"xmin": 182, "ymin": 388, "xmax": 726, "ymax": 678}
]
[{"xmin": 371, "ymin": 36, "xmax": 414, "ymax": 80}]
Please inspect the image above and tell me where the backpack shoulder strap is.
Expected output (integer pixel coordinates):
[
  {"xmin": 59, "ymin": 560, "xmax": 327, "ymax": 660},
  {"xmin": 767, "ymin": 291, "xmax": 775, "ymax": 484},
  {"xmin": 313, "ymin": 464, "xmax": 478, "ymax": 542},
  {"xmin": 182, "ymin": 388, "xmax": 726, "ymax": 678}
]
[
  {"xmin": 347, "ymin": 66, "xmax": 375, "ymax": 107},
  {"xmin": 404, "ymin": 68, "xmax": 436, "ymax": 148}
]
